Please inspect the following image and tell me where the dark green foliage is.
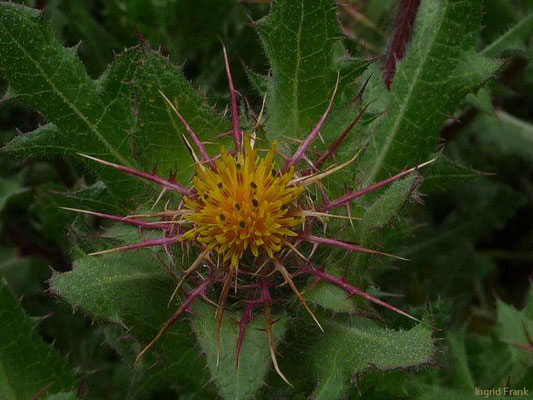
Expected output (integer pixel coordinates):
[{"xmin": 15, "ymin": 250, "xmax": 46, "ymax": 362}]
[
  {"xmin": 132, "ymin": 51, "xmax": 229, "ymax": 181},
  {"xmin": 192, "ymin": 302, "xmax": 288, "ymax": 400},
  {"xmin": 0, "ymin": 4, "xmax": 142, "ymax": 200},
  {"xmin": 259, "ymin": 0, "xmax": 341, "ymax": 140},
  {"xmin": 0, "ymin": 0, "xmax": 532, "ymax": 399},
  {"xmin": 51, "ymin": 250, "xmax": 215, "ymax": 397},
  {"xmin": 359, "ymin": 0, "xmax": 499, "ymax": 184},
  {"xmin": 310, "ymin": 319, "xmax": 433, "ymax": 399},
  {"xmin": 0, "ymin": 281, "xmax": 77, "ymax": 399}
]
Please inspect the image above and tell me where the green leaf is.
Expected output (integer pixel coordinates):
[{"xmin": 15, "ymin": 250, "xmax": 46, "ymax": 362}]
[
  {"xmin": 0, "ymin": 280, "xmax": 77, "ymax": 399},
  {"xmin": 472, "ymin": 111, "xmax": 533, "ymax": 164},
  {"xmin": 0, "ymin": 170, "xmax": 26, "ymax": 211},
  {"xmin": 304, "ymin": 263, "xmax": 357, "ymax": 313},
  {"xmin": 44, "ymin": 392, "xmax": 78, "ymax": 400},
  {"xmin": 258, "ymin": 0, "xmax": 341, "ymax": 140},
  {"xmin": 447, "ymin": 330, "xmax": 476, "ymax": 392},
  {"xmin": 3, "ymin": 123, "xmax": 71, "ymax": 158},
  {"xmin": 482, "ymin": 12, "xmax": 533, "ymax": 57},
  {"xmin": 50, "ymin": 250, "xmax": 214, "ymax": 397},
  {"xmin": 404, "ymin": 180, "xmax": 525, "ymax": 257},
  {"xmin": 311, "ymin": 319, "xmax": 433, "ymax": 400},
  {"xmin": 192, "ymin": 301, "xmax": 288, "ymax": 400},
  {"xmin": 496, "ymin": 295, "xmax": 533, "ymax": 363},
  {"xmin": 132, "ymin": 50, "xmax": 229, "ymax": 182},
  {"xmin": 40, "ymin": 182, "xmax": 120, "ymax": 215},
  {"xmin": 360, "ymin": 0, "xmax": 500, "ymax": 185},
  {"xmin": 357, "ymin": 176, "xmax": 416, "ymax": 236},
  {"xmin": 421, "ymin": 156, "xmax": 486, "ymax": 193},
  {"xmin": 0, "ymin": 4, "xmax": 143, "ymax": 200}
]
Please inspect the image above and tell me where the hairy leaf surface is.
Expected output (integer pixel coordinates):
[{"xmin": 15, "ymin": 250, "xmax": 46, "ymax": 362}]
[
  {"xmin": 0, "ymin": 4, "xmax": 142, "ymax": 200},
  {"xmin": 259, "ymin": 0, "xmax": 341, "ymax": 140},
  {"xmin": 360, "ymin": 0, "xmax": 500, "ymax": 185},
  {"xmin": 311, "ymin": 319, "xmax": 433, "ymax": 400},
  {"xmin": 0, "ymin": 281, "xmax": 77, "ymax": 399},
  {"xmin": 192, "ymin": 302, "xmax": 288, "ymax": 400},
  {"xmin": 51, "ymin": 250, "xmax": 214, "ymax": 397}
]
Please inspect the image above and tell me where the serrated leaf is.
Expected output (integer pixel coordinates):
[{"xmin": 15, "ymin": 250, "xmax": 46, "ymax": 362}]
[
  {"xmin": 133, "ymin": 50, "xmax": 229, "ymax": 182},
  {"xmin": 360, "ymin": 0, "xmax": 500, "ymax": 185},
  {"xmin": 0, "ymin": 4, "xmax": 143, "ymax": 200},
  {"xmin": 0, "ymin": 281, "xmax": 77, "ymax": 399},
  {"xmin": 3, "ymin": 123, "xmax": 71, "ymax": 158},
  {"xmin": 192, "ymin": 301, "xmax": 288, "ymax": 400},
  {"xmin": 258, "ymin": 0, "xmax": 341, "ymax": 140},
  {"xmin": 482, "ymin": 12, "xmax": 533, "ymax": 57},
  {"xmin": 311, "ymin": 319, "xmax": 433, "ymax": 400},
  {"xmin": 50, "ymin": 250, "xmax": 214, "ymax": 397}
]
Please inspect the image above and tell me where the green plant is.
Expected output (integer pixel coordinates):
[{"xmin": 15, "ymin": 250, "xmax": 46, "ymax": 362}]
[{"xmin": 0, "ymin": 0, "xmax": 532, "ymax": 399}]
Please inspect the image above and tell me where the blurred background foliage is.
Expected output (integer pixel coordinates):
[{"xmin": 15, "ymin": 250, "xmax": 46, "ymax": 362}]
[{"xmin": 0, "ymin": 0, "xmax": 532, "ymax": 399}]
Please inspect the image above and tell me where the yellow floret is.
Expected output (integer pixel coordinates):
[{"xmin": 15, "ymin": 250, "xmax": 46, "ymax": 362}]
[{"xmin": 182, "ymin": 137, "xmax": 304, "ymax": 268}]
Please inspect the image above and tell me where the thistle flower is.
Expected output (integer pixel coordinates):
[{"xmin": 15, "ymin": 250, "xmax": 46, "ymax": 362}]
[
  {"xmin": 181, "ymin": 139, "xmax": 304, "ymax": 268},
  {"xmin": 65, "ymin": 46, "xmax": 433, "ymax": 385}
]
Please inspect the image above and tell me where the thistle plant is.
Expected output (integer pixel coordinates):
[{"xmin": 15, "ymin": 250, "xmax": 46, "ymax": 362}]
[
  {"xmin": 63, "ymin": 53, "xmax": 434, "ymax": 382},
  {"xmin": 1, "ymin": 0, "xmax": 528, "ymax": 399}
]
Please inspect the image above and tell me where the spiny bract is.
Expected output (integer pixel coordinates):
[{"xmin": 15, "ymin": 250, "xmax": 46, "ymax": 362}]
[{"xmin": 67, "ymin": 46, "xmax": 432, "ymax": 385}]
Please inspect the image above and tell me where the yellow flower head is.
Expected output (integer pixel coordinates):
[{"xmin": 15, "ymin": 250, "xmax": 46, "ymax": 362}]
[
  {"xmin": 74, "ymin": 57, "xmax": 429, "ymax": 375},
  {"xmin": 182, "ymin": 138, "xmax": 305, "ymax": 268}
]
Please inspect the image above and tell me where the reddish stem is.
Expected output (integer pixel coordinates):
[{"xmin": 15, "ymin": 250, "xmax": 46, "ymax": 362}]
[
  {"xmin": 302, "ymin": 265, "xmax": 418, "ymax": 321},
  {"xmin": 284, "ymin": 83, "xmax": 338, "ymax": 171},
  {"xmin": 319, "ymin": 159, "xmax": 433, "ymax": 211},
  {"xmin": 61, "ymin": 208, "xmax": 170, "ymax": 231},
  {"xmin": 136, "ymin": 277, "xmax": 215, "ymax": 363},
  {"xmin": 236, "ymin": 302, "xmax": 256, "ymax": 369},
  {"xmin": 79, "ymin": 153, "xmax": 192, "ymax": 196},
  {"xmin": 89, "ymin": 236, "xmax": 182, "ymax": 256},
  {"xmin": 383, "ymin": 0, "xmax": 421, "ymax": 89},
  {"xmin": 313, "ymin": 104, "xmax": 370, "ymax": 170},
  {"xmin": 173, "ymin": 107, "xmax": 216, "ymax": 170},
  {"xmin": 298, "ymin": 233, "xmax": 405, "ymax": 260}
]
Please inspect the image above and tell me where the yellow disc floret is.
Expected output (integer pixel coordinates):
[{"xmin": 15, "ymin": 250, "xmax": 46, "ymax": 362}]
[{"xmin": 182, "ymin": 138, "xmax": 305, "ymax": 268}]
